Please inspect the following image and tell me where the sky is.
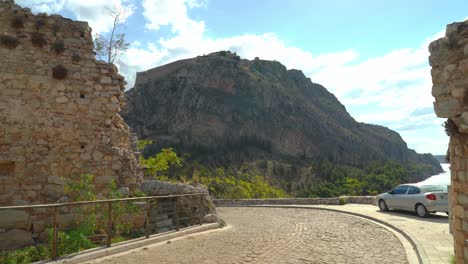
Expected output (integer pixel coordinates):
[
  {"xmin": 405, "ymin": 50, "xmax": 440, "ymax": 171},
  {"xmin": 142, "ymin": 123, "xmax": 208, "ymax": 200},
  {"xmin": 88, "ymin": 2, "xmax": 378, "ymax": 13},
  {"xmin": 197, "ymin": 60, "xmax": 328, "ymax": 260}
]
[{"xmin": 16, "ymin": 0, "xmax": 468, "ymax": 155}]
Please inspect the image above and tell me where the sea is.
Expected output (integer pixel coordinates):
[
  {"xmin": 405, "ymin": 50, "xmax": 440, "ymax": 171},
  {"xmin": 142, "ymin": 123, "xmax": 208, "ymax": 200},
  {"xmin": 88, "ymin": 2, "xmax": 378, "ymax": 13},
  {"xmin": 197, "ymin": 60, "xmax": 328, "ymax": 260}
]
[{"xmin": 417, "ymin": 163, "xmax": 451, "ymax": 186}]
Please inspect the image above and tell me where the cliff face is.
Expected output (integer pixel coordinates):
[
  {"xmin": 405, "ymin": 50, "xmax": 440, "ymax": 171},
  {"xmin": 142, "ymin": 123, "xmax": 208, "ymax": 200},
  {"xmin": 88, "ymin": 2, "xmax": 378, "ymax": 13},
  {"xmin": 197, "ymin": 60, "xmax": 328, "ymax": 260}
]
[{"xmin": 123, "ymin": 51, "xmax": 442, "ymax": 181}]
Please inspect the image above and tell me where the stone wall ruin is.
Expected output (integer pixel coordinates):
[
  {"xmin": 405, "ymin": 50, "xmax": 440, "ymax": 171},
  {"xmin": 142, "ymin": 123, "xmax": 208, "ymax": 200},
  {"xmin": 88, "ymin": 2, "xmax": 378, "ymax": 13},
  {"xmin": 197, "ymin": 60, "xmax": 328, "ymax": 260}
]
[
  {"xmin": 430, "ymin": 19, "xmax": 468, "ymax": 264},
  {"xmin": 0, "ymin": 1, "xmax": 142, "ymax": 249}
]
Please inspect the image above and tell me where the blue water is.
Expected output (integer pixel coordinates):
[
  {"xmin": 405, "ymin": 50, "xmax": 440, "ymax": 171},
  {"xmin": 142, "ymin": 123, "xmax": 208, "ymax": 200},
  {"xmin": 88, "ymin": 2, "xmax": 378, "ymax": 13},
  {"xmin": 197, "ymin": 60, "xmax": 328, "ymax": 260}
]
[{"xmin": 418, "ymin": 163, "xmax": 451, "ymax": 185}]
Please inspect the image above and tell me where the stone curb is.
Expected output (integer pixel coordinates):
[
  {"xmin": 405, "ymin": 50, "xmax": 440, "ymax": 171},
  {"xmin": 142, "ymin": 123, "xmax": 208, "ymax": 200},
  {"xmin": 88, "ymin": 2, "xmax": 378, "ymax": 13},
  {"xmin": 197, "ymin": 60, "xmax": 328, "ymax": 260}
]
[
  {"xmin": 220, "ymin": 205, "xmax": 427, "ymax": 264},
  {"xmin": 214, "ymin": 196, "xmax": 376, "ymax": 206},
  {"xmin": 39, "ymin": 223, "xmax": 220, "ymax": 264}
]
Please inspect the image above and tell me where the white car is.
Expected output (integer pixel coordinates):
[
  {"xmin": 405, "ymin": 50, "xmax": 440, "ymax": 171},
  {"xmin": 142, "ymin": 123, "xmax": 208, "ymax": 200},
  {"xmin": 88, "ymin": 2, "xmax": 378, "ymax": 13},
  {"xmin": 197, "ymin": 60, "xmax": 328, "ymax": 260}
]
[{"xmin": 376, "ymin": 184, "xmax": 448, "ymax": 217}]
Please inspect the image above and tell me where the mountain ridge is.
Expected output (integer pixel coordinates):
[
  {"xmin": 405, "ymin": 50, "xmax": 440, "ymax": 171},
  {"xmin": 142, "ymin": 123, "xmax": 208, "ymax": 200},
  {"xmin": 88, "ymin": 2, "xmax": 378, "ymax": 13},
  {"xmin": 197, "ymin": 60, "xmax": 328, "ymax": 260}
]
[{"xmin": 123, "ymin": 51, "xmax": 442, "ymax": 193}]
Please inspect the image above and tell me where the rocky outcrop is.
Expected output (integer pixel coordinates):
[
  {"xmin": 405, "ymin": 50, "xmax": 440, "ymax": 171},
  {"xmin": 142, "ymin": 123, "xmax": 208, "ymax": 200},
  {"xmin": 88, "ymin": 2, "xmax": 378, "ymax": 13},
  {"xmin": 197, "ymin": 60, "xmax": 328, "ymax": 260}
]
[
  {"xmin": 0, "ymin": 1, "xmax": 142, "ymax": 249},
  {"xmin": 430, "ymin": 19, "xmax": 468, "ymax": 264},
  {"xmin": 123, "ymin": 51, "xmax": 442, "ymax": 184},
  {"xmin": 140, "ymin": 180, "xmax": 216, "ymax": 232}
]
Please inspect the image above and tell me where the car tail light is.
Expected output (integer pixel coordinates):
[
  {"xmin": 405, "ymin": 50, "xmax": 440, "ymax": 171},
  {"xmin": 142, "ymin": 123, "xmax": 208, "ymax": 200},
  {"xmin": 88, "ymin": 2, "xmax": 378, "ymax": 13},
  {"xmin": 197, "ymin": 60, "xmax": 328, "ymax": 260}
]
[{"xmin": 426, "ymin": 194, "xmax": 437, "ymax": 201}]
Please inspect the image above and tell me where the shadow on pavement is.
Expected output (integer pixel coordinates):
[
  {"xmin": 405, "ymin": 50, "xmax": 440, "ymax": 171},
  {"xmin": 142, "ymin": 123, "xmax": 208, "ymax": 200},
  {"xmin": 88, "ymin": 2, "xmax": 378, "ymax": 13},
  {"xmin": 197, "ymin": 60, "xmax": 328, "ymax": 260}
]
[{"xmin": 375, "ymin": 209, "xmax": 449, "ymax": 223}]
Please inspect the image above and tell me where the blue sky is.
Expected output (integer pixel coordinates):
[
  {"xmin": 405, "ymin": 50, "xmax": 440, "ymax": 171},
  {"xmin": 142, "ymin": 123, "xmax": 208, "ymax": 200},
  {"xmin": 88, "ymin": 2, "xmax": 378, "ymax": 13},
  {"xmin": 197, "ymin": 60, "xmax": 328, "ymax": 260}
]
[{"xmin": 17, "ymin": 0, "xmax": 468, "ymax": 155}]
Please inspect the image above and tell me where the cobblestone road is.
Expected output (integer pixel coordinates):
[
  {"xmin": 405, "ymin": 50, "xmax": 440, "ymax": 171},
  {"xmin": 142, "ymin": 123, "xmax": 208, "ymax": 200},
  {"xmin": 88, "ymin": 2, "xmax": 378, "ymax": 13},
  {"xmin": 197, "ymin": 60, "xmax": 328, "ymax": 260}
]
[{"xmin": 88, "ymin": 207, "xmax": 407, "ymax": 264}]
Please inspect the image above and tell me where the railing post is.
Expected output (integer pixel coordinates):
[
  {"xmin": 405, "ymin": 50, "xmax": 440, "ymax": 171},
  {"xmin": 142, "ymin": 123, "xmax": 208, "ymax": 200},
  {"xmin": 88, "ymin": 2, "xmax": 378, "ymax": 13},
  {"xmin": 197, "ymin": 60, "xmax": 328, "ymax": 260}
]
[
  {"xmin": 106, "ymin": 201, "xmax": 112, "ymax": 247},
  {"xmin": 175, "ymin": 197, "xmax": 180, "ymax": 231},
  {"xmin": 190, "ymin": 199, "xmax": 195, "ymax": 226},
  {"xmin": 145, "ymin": 201, "xmax": 150, "ymax": 238},
  {"xmin": 199, "ymin": 194, "xmax": 204, "ymax": 225},
  {"xmin": 154, "ymin": 200, "xmax": 158, "ymax": 234},
  {"xmin": 52, "ymin": 207, "xmax": 58, "ymax": 259}
]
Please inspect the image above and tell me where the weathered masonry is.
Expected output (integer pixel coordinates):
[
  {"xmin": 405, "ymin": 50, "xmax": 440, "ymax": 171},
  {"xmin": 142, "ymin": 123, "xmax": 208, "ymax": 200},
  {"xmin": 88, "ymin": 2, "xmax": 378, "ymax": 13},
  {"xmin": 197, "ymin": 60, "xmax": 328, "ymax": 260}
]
[
  {"xmin": 430, "ymin": 19, "xmax": 468, "ymax": 264},
  {"xmin": 0, "ymin": 1, "xmax": 142, "ymax": 248}
]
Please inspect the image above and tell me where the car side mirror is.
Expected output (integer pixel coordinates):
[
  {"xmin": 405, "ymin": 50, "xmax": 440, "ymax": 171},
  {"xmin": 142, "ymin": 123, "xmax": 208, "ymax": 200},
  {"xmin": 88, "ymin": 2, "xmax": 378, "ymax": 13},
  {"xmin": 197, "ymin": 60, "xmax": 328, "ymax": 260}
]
[{"xmin": 388, "ymin": 191, "xmax": 393, "ymax": 195}]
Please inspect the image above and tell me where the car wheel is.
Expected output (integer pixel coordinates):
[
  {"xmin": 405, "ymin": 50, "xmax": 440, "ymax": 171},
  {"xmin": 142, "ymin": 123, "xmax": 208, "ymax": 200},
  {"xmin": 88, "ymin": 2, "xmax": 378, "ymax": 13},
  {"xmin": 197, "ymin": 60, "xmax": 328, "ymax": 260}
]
[
  {"xmin": 378, "ymin": 199, "xmax": 389, "ymax": 211},
  {"xmin": 416, "ymin": 204, "xmax": 430, "ymax": 218}
]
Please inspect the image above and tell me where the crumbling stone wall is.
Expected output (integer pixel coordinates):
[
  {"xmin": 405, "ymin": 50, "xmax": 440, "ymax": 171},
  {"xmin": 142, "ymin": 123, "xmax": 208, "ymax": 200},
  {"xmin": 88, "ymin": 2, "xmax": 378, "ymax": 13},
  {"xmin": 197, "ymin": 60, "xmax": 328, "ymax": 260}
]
[
  {"xmin": 0, "ymin": 1, "xmax": 142, "ymax": 249},
  {"xmin": 430, "ymin": 19, "xmax": 468, "ymax": 264}
]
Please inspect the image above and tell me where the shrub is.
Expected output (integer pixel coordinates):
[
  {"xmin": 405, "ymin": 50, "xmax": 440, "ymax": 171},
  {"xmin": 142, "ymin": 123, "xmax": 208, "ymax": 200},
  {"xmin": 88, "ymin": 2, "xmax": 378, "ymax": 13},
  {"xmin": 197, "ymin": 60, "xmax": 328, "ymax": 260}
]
[
  {"xmin": 0, "ymin": 245, "xmax": 49, "ymax": 264},
  {"xmin": 11, "ymin": 16, "xmax": 24, "ymax": 29},
  {"xmin": 48, "ymin": 228, "xmax": 95, "ymax": 258},
  {"xmin": 51, "ymin": 40, "xmax": 65, "ymax": 53},
  {"xmin": 52, "ymin": 24, "xmax": 61, "ymax": 36},
  {"xmin": 34, "ymin": 20, "xmax": 46, "ymax": 31},
  {"xmin": 0, "ymin": 35, "xmax": 19, "ymax": 49},
  {"xmin": 444, "ymin": 119, "xmax": 458, "ymax": 136},
  {"xmin": 338, "ymin": 197, "xmax": 346, "ymax": 205},
  {"xmin": 31, "ymin": 32, "xmax": 47, "ymax": 48},
  {"xmin": 52, "ymin": 65, "xmax": 67, "ymax": 80},
  {"xmin": 72, "ymin": 53, "xmax": 81, "ymax": 62}
]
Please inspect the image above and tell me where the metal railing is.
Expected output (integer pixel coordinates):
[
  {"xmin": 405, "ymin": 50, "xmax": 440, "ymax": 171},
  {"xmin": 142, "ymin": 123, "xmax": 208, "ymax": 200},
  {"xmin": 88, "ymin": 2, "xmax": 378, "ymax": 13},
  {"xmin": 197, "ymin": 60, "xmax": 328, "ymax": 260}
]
[{"xmin": 0, "ymin": 193, "xmax": 208, "ymax": 259}]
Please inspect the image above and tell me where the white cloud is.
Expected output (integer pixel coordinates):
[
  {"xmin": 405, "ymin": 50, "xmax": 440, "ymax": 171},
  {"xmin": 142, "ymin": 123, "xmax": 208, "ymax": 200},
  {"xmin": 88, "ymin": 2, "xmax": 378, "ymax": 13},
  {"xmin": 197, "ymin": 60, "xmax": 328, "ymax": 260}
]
[{"xmin": 16, "ymin": 0, "xmax": 135, "ymax": 34}]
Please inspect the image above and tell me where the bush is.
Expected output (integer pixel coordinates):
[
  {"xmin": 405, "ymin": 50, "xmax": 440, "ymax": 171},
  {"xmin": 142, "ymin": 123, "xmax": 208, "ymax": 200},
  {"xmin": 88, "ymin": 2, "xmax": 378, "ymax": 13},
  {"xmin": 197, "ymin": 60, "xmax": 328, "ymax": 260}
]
[
  {"xmin": 0, "ymin": 35, "xmax": 19, "ymax": 49},
  {"xmin": 11, "ymin": 16, "xmax": 24, "ymax": 29},
  {"xmin": 52, "ymin": 65, "xmax": 67, "ymax": 80},
  {"xmin": 0, "ymin": 245, "xmax": 48, "ymax": 264},
  {"xmin": 31, "ymin": 32, "xmax": 47, "ymax": 48},
  {"xmin": 34, "ymin": 20, "xmax": 46, "ymax": 31},
  {"xmin": 338, "ymin": 197, "xmax": 346, "ymax": 205},
  {"xmin": 48, "ymin": 228, "xmax": 95, "ymax": 257},
  {"xmin": 200, "ymin": 170, "xmax": 288, "ymax": 199},
  {"xmin": 51, "ymin": 40, "xmax": 65, "ymax": 53},
  {"xmin": 72, "ymin": 53, "xmax": 81, "ymax": 62}
]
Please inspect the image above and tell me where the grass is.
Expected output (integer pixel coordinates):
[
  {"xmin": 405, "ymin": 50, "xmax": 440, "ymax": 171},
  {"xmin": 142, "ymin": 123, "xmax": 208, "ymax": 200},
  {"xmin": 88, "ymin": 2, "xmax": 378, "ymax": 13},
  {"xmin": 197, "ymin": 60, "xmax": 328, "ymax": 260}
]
[{"xmin": 218, "ymin": 218, "xmax": 227, "ymax": 228}]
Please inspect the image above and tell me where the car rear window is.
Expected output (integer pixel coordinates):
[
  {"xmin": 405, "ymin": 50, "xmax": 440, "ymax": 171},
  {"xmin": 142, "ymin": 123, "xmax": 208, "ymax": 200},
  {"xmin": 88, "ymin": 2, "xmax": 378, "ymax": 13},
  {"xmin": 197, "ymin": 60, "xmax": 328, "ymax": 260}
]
[{"xmin": 420, "ymin": 185, "xmax": 447, "ymax": 192}]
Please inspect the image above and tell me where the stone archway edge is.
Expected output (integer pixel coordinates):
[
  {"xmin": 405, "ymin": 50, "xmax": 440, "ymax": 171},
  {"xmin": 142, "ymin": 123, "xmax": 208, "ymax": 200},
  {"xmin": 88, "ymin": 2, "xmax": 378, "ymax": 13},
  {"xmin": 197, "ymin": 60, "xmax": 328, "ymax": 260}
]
[{"xmin": 221, "ymin": 204, "xmax": 426, "ymax": 264}]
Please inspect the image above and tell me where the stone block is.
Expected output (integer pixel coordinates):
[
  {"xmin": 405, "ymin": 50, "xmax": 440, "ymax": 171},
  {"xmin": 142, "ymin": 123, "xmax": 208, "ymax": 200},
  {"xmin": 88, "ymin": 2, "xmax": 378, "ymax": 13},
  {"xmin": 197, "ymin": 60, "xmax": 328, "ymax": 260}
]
[
  {"xmin": 111, "ymin": 161, "xmax": 121, "ymax": 170},
  {"xmin": 0, "ymin": 229, "xmax": 33, "ymax": 250},
  {"xmin": 459, "ymin": 59, "xmax": 468, "ymax": 72},
  {"xmin": 57, "ymin": 213, "xmax": 75, "ymax": 229},
  {"xmin": 0, "ymin": 210, "xmax": 29, "ymax": 229},
  {"xmin": 55, "ymin": 96, "xmax": 69, "ymax": 103},
  {"xmin": 48, "ymin": 175, "xmax": 64, "ymax": 185},
  {"xmin": 156, "ymin": 219, "xmax": 172, "ymax": 228},
  {"xmin": 458, "ymin": 194, "xmax": 468, "ymax": 205},
  {"xmin": 203, "ymin": 214, "xmax": 218, "ymax": 223},
  {"xmin": 434, "ymin": 97, "xmax": 462, "ymax": 118},
  {"xmin": 432, "ymin": 85, "xmax": 451, "ymax": 97},
  {"xmin": 100, "ymin": 76, "xmax": 112, "ymax": 84},
  {"xmin": 92, "ymin": 150, "xmax": 103, "ymax": 161},
  {"xmin": 95, "ymin": 175, "xmax": 115, "ymax": 185},
  {"xmin": 80, "ymin": 153, "xmax": 91, "ymax": 160}
]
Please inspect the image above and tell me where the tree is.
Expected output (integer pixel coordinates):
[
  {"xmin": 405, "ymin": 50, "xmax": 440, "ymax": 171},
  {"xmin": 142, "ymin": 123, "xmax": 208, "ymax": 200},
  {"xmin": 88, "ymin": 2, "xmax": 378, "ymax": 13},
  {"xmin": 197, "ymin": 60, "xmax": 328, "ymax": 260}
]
[
  {"xmin": 94, "ymin": 6, "xmax": 130, "ymax": 64},
  {"xmin": 138, "ymin": 140, "xmax": 183, "ymax": 178}
]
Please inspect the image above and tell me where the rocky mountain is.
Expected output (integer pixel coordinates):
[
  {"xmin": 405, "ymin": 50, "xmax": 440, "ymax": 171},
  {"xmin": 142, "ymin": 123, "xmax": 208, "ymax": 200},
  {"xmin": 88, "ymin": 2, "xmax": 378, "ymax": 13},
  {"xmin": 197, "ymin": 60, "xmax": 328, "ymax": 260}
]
[{"xmin": 123, "ymin": 51, "xmax": 442, "ymax": 189}]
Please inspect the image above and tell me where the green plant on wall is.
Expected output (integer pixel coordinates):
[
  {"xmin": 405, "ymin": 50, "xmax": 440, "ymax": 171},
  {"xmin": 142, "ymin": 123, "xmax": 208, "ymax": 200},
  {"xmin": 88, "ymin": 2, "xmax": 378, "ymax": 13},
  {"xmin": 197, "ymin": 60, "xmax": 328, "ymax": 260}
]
[{"xmin": 106, "ymin": 180, "xmax": 141, "ymax": 235}]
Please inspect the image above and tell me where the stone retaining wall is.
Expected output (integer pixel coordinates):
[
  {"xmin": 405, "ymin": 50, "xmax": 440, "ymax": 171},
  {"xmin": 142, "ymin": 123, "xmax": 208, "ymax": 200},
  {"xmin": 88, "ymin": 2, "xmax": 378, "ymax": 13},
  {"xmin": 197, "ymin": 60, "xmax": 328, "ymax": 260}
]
[
  {"xmin": 0, "ymin": 1, "xmax": 142, "ymax": 250},
  {"xmin": 214, "ymin": 196, "xmax": 376, "ymax": 207}
]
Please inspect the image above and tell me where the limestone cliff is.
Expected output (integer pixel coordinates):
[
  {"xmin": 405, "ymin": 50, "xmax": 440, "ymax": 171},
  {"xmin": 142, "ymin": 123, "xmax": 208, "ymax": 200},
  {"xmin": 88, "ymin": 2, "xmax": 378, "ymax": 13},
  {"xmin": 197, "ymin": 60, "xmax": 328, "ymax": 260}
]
[{"xmin": 123, "ymin": 51, "xmax": 442, "ymax": 184}]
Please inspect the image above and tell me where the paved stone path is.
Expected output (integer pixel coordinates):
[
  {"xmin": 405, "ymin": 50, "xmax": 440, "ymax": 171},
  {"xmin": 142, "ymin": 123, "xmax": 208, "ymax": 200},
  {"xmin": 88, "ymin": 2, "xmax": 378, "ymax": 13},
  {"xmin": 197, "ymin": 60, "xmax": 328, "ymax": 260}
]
[
  {"xmin": 308, "ymin": 204, "xmax": 453, "ymax": 264},
  {"xmin": 87, "ymin": 207, "xmax": 407, "ymax": 264}
]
